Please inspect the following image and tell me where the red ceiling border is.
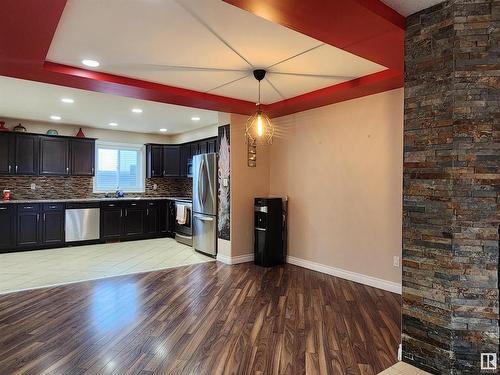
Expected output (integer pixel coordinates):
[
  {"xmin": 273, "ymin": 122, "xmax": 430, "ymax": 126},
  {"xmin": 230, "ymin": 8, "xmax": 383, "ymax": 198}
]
[{"xmin": 0, "ymin": 0, "xmax": 405, "ymax": 118}]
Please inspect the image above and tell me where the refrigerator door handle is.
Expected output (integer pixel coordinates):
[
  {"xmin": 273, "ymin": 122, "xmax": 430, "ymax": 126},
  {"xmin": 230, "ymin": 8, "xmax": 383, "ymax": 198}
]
[
  {"xmin": 197, "ymin": 158, "xmax": 203, "ymax": 208},
  {"xmin": 194, "ymin": 215, "xmax": 214, "ymax": 222}
]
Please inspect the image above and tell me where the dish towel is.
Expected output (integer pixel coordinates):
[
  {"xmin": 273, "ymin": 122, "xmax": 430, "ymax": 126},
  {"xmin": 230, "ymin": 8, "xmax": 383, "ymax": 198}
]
[{"xmin": 176, "ymin": 205, "xmax": 187, "ymax": 225}]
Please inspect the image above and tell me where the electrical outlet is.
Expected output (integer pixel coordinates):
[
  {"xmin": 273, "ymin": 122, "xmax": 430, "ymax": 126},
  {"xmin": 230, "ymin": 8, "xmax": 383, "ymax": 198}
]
[
  {"xmin": 153, "ymin": 183, "xmax": 158, "ymax": 190},
  {"xmin": 30, "ymin": 183, "xmax": 36, "ymax": 190},
  {"xmin": 393, "ymin": 256, "xmax": 400, "ymax": 267}
]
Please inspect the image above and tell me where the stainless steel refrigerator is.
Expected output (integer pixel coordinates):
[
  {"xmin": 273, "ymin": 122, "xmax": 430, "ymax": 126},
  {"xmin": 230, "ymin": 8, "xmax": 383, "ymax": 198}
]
[{"xmin": 192, "ymin": 153, "xmax": 217, "ymax": 256}]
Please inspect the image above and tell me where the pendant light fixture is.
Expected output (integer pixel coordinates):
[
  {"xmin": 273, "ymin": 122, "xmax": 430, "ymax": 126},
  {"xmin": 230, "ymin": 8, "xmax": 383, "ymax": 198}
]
[{"xmin": 245, "ymin": 69, "xmax": 274, "ymax": 145}]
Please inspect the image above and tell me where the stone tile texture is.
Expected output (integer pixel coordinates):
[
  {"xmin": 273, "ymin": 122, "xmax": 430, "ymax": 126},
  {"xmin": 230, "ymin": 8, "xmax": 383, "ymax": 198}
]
[{"xmin": 403, "ymin": 0, "xmax": 499, "ymax": 373}]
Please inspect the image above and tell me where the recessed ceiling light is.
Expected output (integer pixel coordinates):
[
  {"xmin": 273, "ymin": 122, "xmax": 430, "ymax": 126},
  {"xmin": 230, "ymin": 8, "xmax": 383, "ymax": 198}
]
[
  {"xmin": 132, "ymin": 108, "xmax": 143, "ymax": 113},
  {"xmin": 109, "ymin": 122, "xmax": 118, "ymax": 127},
  {"xmin": 159, "ymin": 128, "xmax": 167, "ymax": 132},
  {"xmin": 191, "ymin": 116, "xmax": 200, "ymax": 121},
  {"xmin": 61, "ymin": 98, "xmax": 74, "ymax": 104},
  {"xmin": 50, "ymin": 115, "xmax": 62, "ymax": 121},
  {"xmin": 82, "ymin": 59, "xmax": 100, "ymax": 67}
]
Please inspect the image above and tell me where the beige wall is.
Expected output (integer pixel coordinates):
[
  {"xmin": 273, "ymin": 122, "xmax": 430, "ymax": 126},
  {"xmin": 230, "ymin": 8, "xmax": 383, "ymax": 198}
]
[
  {"xmin": 1, "ymin": 118, "xmax": 171, "ymax": 145},
  {"xmin": 268, "ymin": 88, "xmax": 403, "ymax": 283},
  {"xmin": 169, "ymin": 124, "xmax": 218, "ymax": 144},
  {"xmin": 230, "ymin": 114, "xmax": 270, "ymax": 256}
]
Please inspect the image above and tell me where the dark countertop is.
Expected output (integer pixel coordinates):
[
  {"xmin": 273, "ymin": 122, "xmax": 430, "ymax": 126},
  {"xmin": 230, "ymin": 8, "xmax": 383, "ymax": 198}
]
[{"xmin": 0, "ymin": 196, "xmax": 192, "ymax": 204}]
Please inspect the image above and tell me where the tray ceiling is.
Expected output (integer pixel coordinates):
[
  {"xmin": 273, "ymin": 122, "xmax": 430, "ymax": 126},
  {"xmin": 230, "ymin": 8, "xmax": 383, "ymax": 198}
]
[{"xmin": 47, "ymin": 0, "xmax": 387, "ymax": 105}]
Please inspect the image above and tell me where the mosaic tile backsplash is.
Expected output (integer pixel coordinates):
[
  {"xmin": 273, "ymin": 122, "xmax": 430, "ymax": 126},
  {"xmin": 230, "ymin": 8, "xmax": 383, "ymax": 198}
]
[{"xmin": 0, "ymin": 176, "xmax": 192, "ymax": 200}]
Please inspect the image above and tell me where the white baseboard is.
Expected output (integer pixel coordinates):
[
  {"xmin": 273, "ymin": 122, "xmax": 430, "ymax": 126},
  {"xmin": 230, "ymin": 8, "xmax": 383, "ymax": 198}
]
[
  {"xmin": 287, "ymin": 256, "xmax": 402, "ymax": 294},
  {"xmin": 217, "ymin": 253, "xmax": 254, "ymax": 265}
]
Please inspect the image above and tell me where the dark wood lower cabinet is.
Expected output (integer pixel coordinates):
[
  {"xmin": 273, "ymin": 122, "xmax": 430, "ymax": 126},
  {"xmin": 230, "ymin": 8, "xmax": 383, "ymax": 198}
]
[
  {"xmin": 0, "ymin": 205, "xmax": 16, "ymax": 250},
  {"xmin": 42, "ymin": 209, "xmax": 64, "ymax": 245},
  {"xmin": 123, "ymin": 205, "xmax": 145, "ymax": 237},
  {"xmin": 1, "ymin": 199, "xmax": 181, "ymax": 252},
  {"xmin": 145, "ymin": 202, "xmax": 159, "ymax": 235},
  {"xmin": 100, "ymin": 207, "xmax": 123, "ymax": 240},
  {"xmin": 17, "ymin": 211, "xmax": 41, "ymax": 247}
]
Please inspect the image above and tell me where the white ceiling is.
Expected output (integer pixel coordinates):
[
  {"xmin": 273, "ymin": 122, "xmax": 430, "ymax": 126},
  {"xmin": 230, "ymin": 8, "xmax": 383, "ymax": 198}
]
[
  {"xmin": 47, "ymin": 0, "xmax": 387, "ymax": 105},
  {"xmin": 381, "ymin": 0, "xmax": 444, "ymax": 16},
  {"xmin": 0, "ymin": 76, "xmax": 218, "ymax": 134}
]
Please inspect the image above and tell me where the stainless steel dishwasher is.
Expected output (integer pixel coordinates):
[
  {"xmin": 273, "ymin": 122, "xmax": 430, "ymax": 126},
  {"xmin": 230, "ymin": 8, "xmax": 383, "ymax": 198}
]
[{"xmin": 65, "ymin": 202, "xmax": 100, "ymax": 242}]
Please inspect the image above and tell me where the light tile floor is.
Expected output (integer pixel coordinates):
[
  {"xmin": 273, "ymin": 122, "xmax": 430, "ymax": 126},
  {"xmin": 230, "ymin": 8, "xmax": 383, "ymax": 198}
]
[
  {"xmin": 0, "ymin": 238, "xmax": 214, "ymax": 294},
  {"xmin": 378, "ymin": 362, "xmax": 432, "ymax": 375}
]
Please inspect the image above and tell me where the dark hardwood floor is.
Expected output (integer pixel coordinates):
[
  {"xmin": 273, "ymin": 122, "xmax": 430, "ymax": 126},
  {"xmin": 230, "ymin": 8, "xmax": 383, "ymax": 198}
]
[{"xmin": 0, "ymin": 262, "xmax": 401, "ymax": 375}]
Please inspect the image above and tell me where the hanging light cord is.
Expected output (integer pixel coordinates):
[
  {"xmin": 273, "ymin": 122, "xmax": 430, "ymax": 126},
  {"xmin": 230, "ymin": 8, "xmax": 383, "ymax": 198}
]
[{"xmin": 258, "ymin": 80, "xmax": 261, "ymax": 109}]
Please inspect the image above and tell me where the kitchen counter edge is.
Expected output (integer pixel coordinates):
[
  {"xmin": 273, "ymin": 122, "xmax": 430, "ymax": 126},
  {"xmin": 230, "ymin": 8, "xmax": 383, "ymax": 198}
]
[{"xmin": 0, "ymin": 197, "xmax": 192, "ymax": 204}]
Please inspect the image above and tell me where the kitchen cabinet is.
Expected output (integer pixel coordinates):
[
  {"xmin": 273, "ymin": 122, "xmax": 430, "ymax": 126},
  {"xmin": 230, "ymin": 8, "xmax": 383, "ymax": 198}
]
[
  {"xmin": 159, "ymin": 200, "xmax": 176, "ymax": 237},
  {"xmin": 0, "ymin": 133, "xmax": 95, "ymax": 177},
  {"xmin": 70, "ymin": 139, "xmax": 95, "ymax": 176},
  {"xmin": 15, "ymin": 134, "xmax": 39, "ymax": 175},
  {"xmin": 179, "ymin": 145, "xmax": 190, "ymax": 177},
  {"xmin": 145, "ymin": 201, "xmax": 159, "ymax": 235},
  {"xmin": 207, "ymin": 138, "xmax": 217, "ymax": 153},
  {"xmin": 198, "ymin": 140, "xmax": 208, "ymax": 154},
  {"xmin": 190, "ymin": 143, "xmax": 199, "ymax": 157},
  {"xmin": 17, "ymin": 204, "xmax": 41, "ymax": 247},
  {"xmin": 0, "ymin": 133, "xmax": 14, "ymax": 174},
  {"xmin": 39, "ymin": 136, "xmax": 69, "ymax": 176},
  {"xmin": 41, "ymin": 204, "xmax": 65, "ymax": 245},
  {"xmin": 0, "ymin": 205, "xmax": 16, "ymax": 250},
  {"xmin": 100, "ymin": 203, "xmax": 123, "ymax": 240},
  {"xmin": 123, "ymin": 202, "xmax": 145, "ymax": 237},
  {"xmin": 146, "ymin": 145, "xmax": 163, "ymax": 178},
  {"xmin": 162, "ymin": 146, "xmax": 180, "ymax": 177}
]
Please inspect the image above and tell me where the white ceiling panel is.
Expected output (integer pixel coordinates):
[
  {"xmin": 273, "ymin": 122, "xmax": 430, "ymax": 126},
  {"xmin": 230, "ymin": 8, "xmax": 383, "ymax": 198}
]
[
  {"xmin": 270, "ymin": 44, "xmax": 386, "ymax": 79},
  {"xmin": 47, "ymin": 0, "xmax": 389, "ymax": 105},
  {"xmin": 0, "ymin": 76, "xmax": 218, "ymax": 135},
  {"xmin": 267, "ymin": 73, "xmax": 346, "ymax": 100},
  {"xmin": 178, "ymin": 0, "xmax": 322, "ymax": 68},
  {"xmin": 210, "ymin": 76, "xmax": 283, "ymax": 105}
]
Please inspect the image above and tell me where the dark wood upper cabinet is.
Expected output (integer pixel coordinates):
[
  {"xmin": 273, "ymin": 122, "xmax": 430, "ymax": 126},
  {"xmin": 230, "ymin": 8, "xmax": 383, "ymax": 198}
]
[
  {"xmin": 15, "ymin": 134, "xmax": 39, "ymax": 175},
  {"xmin": 198, "ymin": 140, "xmax": 208, "ymax": 154},
  {"xmin": 0, "ymin": 133, "xmax": 14, "ymax": 175},
  {"xmin": 146, "ymin": 145, "xmax": 163, "ymax": 178},
  {"xmin": 190, "ymin": 142, "xmax": 199, "ymax": 157},
  {"xmin": 207, "ymin": 138, "xmax": 217, "ymax": 154},
  {"xmin": 162, "ymin": 146, "xmax": 180, "ymax": 177},
  {"xmin": 39, "ymin": 136, "xmax": 69, "ymax": 176},
  {"xmin": 70, "ymin": 139, "xmax": 95, "ymax": 176},
  {"xmin": 0, "ymin": 205, "xmax": 16, "ymax": 250},
  {"xmin": 179, "ymin": 145, "xmax": 190, "ymax": 177}
]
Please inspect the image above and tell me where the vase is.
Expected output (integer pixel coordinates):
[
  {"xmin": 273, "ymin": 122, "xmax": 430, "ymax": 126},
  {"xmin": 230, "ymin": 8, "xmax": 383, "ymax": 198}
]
[
  {"xmin": 76, "ymin": 128, "xmax": 85, "ymax": 138},
  {"xmin": 0, "ymin": 121, "xmax": 9, "ymax": 132}
]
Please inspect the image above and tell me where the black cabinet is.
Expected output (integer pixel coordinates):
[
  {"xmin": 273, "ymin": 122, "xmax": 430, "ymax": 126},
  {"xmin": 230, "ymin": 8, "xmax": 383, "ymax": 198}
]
[
  {"xmin": 39, "ymin": 136, "xmax": 69, "ymax": 176},
  {"xmin": 190, "ymin": 143, "xmax": 199, "ymax": 157},
  {"xmin": 0, "ymin": 133, "xmax": 14, "ymax": 174},
  {"xmin": 159, "ymin": 200, "xmax": 176, "ymax": 237},
  {"xmin": 146, "ymin": 145, "xmax": 163, "ymax": 178},
  {"xmin": 162, "ymin": 146, "xmax": 180, "ymax": 177},
  {"xmin": 179, "ymin": 145, "xmax": 190, "ymax": 177},
  {"xmin": 71, "ymin": 139, "xmax": 95, "ymax": 176},
  {"xmin": 41, "ymin": 204, "xmax": 65, "ymax": 245},
  {"xmin": 0, "ymin": 133, "xmax": 95, "ymax": 177},
  {"xmin": 145, "ymin": 201, "xmax": 159, "ymax": 235},
  {"xmin": 198, "ymin": 140, "xmax": 208, "ymax": 154},
  {"xmin": 123, "ymin": 202, "xmax": 145, "ymax": 237},
  {"xmin": 15, "ymin": 134, "xmax": 39, "ymax": 175},
  {"xmin": 207, "ymin": 138, "xmax": 217, "ymax": 153},
  {"xmin": 17, "ymin": 204, "xmax": 41, "ymax": 247},
  {"xmin": 0, "ymin": 205, "xmax": 16, "ymax": 250},
  {"xmin": 100, "ymin": 203, "xmax": 123, "ymax": 240}
]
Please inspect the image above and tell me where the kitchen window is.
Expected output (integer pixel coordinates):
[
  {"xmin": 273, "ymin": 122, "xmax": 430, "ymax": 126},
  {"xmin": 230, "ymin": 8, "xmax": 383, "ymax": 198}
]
[{"xmin": 93, "ymin": 142, "xmax": 145, "ymax": 193}]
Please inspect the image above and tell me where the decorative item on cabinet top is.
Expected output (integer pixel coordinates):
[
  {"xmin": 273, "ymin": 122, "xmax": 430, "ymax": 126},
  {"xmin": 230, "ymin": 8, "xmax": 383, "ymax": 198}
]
[
  {"xmin": 0, "ymin": 121, "xmax": 9, "ymax": 132},
  {"xmin": 13, "ymin": 123, "xmax": 27, "ymax": 132},
  {"xmin": 46, "ymin": 129, "xmax": 59, "ymax": 135}
]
